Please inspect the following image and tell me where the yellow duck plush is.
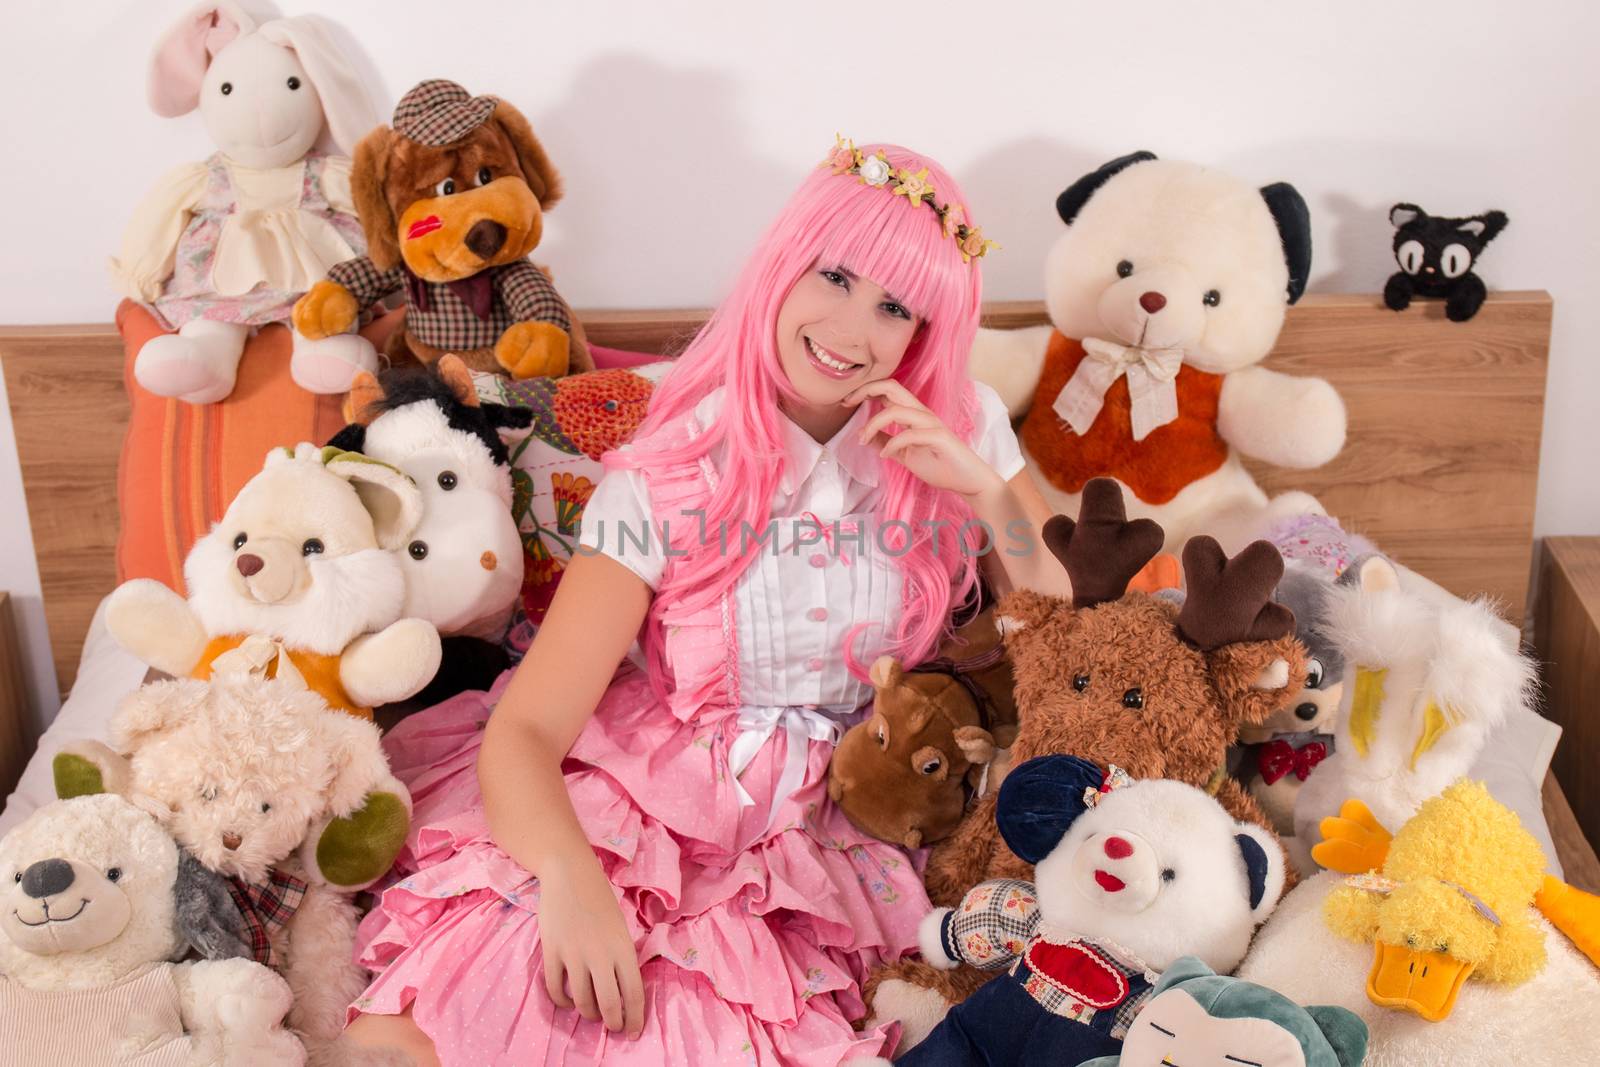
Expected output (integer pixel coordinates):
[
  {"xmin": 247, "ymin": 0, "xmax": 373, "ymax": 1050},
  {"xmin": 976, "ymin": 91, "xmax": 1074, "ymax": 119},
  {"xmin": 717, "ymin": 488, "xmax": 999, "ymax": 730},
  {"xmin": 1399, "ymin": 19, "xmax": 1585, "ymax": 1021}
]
[{"xmin": 1319, "ymin": 780, "xmax": 1600, "ymax": 1023}]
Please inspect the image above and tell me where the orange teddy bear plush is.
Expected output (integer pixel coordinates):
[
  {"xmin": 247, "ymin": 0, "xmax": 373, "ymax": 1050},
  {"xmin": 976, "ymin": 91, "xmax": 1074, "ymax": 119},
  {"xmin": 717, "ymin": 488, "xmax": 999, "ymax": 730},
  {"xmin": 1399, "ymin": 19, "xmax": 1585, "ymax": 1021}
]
[{"xmin": 294, "ymin": 79, "xmax": 591, "ymax": 385}]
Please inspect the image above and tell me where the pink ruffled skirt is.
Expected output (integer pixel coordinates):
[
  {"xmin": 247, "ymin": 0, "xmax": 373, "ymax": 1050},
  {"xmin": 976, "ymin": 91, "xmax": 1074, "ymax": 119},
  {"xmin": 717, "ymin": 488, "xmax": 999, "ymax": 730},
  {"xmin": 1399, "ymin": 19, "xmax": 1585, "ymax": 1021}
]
[{"xmin": 350, "ymin": 668, "xmax": 925, "ymax": 1065}]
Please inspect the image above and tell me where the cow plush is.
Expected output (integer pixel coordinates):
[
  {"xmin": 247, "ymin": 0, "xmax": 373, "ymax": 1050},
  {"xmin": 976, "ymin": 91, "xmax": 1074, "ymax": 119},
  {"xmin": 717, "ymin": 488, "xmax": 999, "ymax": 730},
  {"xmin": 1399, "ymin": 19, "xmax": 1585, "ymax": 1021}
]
[{"xmin": 330, "ymin": 354, "xmax": 532, "ymax": 700}]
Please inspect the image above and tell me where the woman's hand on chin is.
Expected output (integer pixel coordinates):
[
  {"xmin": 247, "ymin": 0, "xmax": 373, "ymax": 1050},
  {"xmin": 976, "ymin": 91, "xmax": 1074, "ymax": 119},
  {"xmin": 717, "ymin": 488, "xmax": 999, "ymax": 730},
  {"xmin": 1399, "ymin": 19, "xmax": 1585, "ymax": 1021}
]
[{"xmin": 847, "ymin": 379, "xmax": 1004, "ymax": 499}]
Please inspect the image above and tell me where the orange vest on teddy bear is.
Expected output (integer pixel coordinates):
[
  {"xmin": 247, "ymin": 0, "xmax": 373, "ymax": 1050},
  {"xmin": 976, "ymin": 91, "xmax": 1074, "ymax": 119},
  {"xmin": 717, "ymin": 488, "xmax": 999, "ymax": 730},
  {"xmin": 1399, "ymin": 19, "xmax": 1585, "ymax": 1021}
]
[
  {"xmin": 1021, "ymin": 332, "xmax": 1229, "ymax": 506},
  {"xmin": 193, "ymin": 635, "xmax": 365, "ymax": 720}
]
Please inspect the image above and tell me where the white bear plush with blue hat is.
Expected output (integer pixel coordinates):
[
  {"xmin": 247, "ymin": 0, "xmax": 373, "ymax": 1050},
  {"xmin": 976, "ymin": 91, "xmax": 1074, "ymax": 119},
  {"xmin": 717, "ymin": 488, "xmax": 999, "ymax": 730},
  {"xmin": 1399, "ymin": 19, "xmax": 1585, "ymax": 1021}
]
[
  {"xmin": 887, "ymin": 755, "xmax": 1287, "ymax": 1065},
  {"xmin": 1081, "ymin": 956, "xmax": 1367, "ymax": 1067}
]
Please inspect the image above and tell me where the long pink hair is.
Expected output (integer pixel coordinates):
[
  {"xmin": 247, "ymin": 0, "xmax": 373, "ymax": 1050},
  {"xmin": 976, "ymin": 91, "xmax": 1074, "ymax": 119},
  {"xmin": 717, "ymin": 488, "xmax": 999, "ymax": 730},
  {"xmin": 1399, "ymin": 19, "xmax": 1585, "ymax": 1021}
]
[{"xmin": 607, "ymin": 143, "xmax": 987, "ymax": 698}]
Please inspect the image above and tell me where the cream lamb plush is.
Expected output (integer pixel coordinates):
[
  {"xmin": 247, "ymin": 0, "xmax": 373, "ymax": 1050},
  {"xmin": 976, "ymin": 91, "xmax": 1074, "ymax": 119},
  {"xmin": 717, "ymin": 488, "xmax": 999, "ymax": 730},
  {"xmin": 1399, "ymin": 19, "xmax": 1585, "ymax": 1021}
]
[
  {"xmin": 56, "ymin": 663, "xmax": 411, "ymax": 1065},
  {"xmin": 105, "ymin": 441, "xmax": 443, "ymax": 720},
  {"xmin": 970, "ymin": 152, "xmax": 1346, "ymax": 554},
  {"xmin": 0, "ymin": 793, "xmax": 304, "ymax": 1065}
]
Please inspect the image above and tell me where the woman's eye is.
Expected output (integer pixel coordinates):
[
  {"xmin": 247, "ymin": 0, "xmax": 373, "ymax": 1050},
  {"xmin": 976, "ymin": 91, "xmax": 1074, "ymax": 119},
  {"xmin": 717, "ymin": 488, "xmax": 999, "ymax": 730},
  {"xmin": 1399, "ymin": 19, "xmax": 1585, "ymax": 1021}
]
[
  {"xmin": 302, "ymin": 538, "xmax": 324, "ymax": 556},
  {"xmin": 435, "ymin": 177, "xmax": 456, "ymax": 197},
  {"xmin": 476, "ymin": 167, "xmax": 493, "ymax": 186},
  {"xmin": 1073, "ymin": 674, "xmax": 1090, "ymax": 692},
  {"xmin": 880, "ymin": 302, "xmax": 910, "ymax": 321},
  {"xmin": 1116, "ymin": 260, "xmax": 1134, "ymax": 278},
  {"xmin": 233, "ymin": 532, "xmax": 248, "ymax": 549},
  {"xmin": 820, "ymin": 269, "xmax": 848, "ymax": 289}
]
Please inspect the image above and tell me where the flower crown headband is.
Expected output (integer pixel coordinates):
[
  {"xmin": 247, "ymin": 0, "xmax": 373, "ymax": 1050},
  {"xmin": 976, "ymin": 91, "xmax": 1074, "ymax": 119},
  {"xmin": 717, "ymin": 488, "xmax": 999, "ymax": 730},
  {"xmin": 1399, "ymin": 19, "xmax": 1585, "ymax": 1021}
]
[{"xmin": 822, "ymin": 135, "xmax": 998, "ymax": 263}]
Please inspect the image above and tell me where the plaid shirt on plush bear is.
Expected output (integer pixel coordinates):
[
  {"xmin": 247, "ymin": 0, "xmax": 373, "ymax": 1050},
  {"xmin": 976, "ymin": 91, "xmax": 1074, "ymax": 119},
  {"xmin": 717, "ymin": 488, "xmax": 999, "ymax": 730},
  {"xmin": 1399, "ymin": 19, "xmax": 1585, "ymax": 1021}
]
[
  {"xmin": 327, "ymin": 255, "xmax": 570, "ymax": 353},
  {"xmin": 937, "ymin": 878, "xmax": 1154, "ymax": 1040}
]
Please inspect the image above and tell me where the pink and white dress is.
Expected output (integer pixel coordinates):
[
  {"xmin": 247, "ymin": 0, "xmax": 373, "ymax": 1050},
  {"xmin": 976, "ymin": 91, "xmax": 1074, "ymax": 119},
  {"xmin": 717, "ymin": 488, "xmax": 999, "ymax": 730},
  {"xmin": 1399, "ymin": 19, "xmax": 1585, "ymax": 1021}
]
[{"xmin": 350, "ymin": 382, "xmax": 1025, "ymax": 1065}]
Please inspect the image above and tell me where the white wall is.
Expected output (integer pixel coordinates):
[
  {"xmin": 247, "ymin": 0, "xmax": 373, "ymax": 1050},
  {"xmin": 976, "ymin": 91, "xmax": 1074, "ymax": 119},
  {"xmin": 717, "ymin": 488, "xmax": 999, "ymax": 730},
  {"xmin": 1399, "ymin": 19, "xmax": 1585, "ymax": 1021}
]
[{"xmin": 2, "ymin": 0, "xmax": 1597, "ymax": 721}]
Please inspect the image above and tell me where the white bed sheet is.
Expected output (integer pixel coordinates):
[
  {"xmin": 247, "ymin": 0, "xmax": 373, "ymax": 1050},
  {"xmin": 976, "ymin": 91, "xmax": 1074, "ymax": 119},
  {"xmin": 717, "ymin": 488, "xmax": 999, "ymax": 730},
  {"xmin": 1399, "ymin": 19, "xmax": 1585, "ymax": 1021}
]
[{"xmin": 0, "ymin": 596, "xmax": 149, "ymax": 837}]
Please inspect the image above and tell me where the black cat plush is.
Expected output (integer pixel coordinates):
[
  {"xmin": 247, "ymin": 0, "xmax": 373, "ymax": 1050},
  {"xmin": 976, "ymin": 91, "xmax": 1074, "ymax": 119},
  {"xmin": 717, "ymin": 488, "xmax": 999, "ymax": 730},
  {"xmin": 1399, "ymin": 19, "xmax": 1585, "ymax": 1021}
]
[{"xmin": 1383, "ymin": 203, "xmax": 1508, "ymax": 322}]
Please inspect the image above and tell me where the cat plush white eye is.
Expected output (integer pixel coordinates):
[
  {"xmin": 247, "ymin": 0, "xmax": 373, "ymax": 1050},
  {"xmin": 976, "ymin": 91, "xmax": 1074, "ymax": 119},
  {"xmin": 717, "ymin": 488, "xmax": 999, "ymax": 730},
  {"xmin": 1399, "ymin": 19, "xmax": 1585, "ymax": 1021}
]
[
  {"xmin": 1398, "ymin": 240, "xmax": 1425, "ymax": 274},
  {"xmin": 1441, "ymin": 243, "xmax": 1471, "ymax": 278}
]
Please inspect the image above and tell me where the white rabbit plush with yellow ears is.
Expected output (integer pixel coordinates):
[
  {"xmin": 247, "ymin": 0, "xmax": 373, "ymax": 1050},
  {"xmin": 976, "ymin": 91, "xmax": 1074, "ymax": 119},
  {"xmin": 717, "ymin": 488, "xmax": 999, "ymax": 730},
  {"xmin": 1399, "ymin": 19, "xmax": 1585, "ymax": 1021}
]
[{"xmin": 111, "ymin": 1, "xmax": 380, "ymax": 403}]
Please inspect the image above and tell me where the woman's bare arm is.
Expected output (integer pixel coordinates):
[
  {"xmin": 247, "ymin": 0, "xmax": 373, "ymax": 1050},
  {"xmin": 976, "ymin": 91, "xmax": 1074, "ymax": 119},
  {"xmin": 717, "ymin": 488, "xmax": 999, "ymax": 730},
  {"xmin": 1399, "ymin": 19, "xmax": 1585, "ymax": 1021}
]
[
  {"xmin": 969, "ymin": 468, "xmax": 1071, "ymax": 599},
  {"xmin": 478, "ymin": 549, "xmax": 653, "ymax": 1035}
]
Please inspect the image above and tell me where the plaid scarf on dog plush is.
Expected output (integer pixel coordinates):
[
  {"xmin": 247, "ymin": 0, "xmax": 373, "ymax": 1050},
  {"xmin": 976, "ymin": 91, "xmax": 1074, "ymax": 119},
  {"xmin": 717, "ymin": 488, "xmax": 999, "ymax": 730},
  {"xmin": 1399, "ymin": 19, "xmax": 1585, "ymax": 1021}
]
[{"xmin": 224, "ymin": 869, "xmax": 308, "ymax": 968}]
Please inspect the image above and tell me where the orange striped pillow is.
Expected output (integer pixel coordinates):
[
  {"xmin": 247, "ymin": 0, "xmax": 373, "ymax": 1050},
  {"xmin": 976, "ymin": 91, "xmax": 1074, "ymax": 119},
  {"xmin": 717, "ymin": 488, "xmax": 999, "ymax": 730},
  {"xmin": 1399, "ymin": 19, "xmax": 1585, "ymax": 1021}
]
[{"xmin": 114, "ymin": 300, "xmax": 403, "ymax": 593}]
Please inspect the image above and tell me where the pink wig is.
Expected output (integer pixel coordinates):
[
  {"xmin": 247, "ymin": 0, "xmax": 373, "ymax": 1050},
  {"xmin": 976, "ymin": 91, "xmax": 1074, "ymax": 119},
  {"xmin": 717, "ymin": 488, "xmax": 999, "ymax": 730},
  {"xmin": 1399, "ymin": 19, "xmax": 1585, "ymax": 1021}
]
[{"xmin": 609, "ymin": 143, "xmax": 986, "ymax": 697}]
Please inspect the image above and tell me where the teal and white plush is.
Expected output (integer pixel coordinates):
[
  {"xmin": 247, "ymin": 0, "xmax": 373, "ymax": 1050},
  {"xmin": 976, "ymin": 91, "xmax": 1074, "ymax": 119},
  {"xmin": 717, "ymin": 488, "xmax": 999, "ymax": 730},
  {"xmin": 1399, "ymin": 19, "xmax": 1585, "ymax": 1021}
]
[{"xmin": 1081, "ymin": 956, "xmax": 1367, "ymax": 1067}]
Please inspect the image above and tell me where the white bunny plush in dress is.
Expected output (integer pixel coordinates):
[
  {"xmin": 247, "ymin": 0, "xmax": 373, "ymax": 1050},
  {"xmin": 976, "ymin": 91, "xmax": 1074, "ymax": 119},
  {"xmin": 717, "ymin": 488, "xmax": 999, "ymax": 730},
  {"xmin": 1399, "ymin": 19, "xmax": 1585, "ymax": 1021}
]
[{"xmin": 110, "ymin": 1, "xmax": 380, "ymax": 404}]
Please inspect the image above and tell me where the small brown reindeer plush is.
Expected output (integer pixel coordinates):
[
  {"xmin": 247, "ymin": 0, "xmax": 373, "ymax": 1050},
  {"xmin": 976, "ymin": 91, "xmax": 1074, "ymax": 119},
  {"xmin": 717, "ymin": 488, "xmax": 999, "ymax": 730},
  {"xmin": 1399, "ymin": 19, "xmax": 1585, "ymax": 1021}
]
[{"xmin": 866, "ymin": 479, "xmax": 1304, "ymax": 1045}]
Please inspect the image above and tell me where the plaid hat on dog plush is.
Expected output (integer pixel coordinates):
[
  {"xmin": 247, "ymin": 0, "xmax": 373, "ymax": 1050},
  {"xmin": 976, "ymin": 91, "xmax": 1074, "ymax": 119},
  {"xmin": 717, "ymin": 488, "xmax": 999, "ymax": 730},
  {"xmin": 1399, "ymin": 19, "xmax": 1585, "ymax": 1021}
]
[{"xmin": 392, "ymin": 79, "xmax": 497, "ymax": 146}]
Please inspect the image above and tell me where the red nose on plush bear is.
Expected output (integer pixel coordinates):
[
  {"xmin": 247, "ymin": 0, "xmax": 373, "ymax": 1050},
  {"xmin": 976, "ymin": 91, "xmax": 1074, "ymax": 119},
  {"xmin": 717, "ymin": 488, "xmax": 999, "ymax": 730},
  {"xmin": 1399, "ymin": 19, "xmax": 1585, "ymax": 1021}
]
[
  {"xmin": 1104, "ymin": 836, "xmax": 1134, "ymax": 859},
  {"xmin": 235, "ymin": 554, "xmax": 264, "ymax": 577},
  {"xmin": 1139, "ymin": 291, "xmax": 1167, "ymax": 313}
]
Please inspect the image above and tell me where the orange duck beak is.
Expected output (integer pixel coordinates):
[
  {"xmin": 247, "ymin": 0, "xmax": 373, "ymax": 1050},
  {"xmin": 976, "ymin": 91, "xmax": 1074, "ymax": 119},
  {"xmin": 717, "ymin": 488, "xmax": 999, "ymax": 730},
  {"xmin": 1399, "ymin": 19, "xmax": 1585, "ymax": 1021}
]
[{"xmin": 1366, "ymin": 942, "xmax": 1475, "ymax": 1022}]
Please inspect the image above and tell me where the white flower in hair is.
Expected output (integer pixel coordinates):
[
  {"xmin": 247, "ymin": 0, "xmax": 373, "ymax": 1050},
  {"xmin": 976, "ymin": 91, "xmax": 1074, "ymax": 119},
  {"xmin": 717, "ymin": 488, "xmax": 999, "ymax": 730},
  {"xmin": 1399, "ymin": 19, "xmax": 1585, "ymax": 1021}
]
[{"xmin": 858, "ymin": 153, "xmax": 893, "ymax": 187}]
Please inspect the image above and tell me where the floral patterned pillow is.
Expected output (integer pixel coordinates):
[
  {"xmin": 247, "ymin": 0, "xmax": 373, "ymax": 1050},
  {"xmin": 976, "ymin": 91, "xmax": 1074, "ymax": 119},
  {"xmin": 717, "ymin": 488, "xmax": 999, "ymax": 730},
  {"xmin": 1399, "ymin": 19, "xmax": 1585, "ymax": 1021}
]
[{"xmin": 474, "ymin": 364, "xmax": 672, "ymax": 652}]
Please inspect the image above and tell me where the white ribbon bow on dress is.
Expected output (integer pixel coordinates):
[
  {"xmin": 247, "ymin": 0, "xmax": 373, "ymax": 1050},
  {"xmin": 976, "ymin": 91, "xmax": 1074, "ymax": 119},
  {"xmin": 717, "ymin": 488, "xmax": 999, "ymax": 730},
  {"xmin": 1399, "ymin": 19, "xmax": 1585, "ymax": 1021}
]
[
  {"xmin": 727, "ymin": 705, "xmax": 846, "ymax": 838},
  {"xmin": 1052, "ymin": 337, "xmax": 1185, "ymax": 442}
]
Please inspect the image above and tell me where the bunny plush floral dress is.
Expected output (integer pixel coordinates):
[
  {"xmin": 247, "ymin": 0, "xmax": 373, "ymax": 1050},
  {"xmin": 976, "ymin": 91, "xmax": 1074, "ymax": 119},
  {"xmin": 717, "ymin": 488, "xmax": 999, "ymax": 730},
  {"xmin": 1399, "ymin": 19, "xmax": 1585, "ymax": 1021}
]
[{"xmin": 349, "ymin": 382, "xmax": 1025, "ymax": 1065}]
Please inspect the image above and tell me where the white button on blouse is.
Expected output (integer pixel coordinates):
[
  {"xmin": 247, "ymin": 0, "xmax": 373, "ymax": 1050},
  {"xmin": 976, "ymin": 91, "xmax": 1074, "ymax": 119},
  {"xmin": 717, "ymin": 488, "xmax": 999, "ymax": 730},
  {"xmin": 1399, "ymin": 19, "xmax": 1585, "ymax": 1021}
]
[{"xmin": 575, "ymin": 380, "xmax": 1026, "ymax": 715}]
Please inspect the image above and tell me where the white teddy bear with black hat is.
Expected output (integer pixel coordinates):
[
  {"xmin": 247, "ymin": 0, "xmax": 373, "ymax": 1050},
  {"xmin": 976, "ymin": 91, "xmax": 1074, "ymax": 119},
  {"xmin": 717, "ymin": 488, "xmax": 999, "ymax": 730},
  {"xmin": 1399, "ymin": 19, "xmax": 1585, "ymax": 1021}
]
[
  {"xmin": 0, "ymin": 793, "xmax": 304, "ymax": 1064},
  {"xmin": 880, "ymin": 754, "xmax": 1286, "ymax": 1065}
]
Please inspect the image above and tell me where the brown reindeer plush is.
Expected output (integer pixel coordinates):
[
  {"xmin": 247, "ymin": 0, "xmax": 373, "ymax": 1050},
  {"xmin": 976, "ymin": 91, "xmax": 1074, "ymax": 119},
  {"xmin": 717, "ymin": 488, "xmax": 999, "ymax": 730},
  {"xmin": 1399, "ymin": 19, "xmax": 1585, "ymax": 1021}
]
[{"xmin": 865, "ymin": 478, "xmax": 1304, "ymax": 1044}]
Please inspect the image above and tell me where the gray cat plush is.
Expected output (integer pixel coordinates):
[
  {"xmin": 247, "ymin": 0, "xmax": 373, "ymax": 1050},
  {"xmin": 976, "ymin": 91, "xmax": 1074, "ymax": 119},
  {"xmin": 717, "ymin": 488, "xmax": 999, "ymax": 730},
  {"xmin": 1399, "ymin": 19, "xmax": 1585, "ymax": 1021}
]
[{"xmin": 1080, "ymin": 956, "xmax": 1367, "ymax": 1067}]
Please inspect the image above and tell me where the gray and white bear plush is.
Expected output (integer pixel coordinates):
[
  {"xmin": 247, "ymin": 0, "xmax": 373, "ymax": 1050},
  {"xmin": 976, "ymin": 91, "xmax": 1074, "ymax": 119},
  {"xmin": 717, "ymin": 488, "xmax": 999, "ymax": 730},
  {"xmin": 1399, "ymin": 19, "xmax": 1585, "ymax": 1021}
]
[
  {"xmin": 873, "ymin": 755, "xmax": 1287, "ymax": 1065},
  {"xmin": 0, "ymin": 794, "xmax": 304, "ymax": 1064}
]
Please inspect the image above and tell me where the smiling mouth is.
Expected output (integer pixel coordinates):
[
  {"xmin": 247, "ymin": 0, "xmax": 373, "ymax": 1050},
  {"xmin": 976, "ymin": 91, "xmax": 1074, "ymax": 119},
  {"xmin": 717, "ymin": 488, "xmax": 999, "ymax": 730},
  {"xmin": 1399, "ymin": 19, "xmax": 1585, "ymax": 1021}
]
[
  {"xmin": 804, "ymin": 336, "xmax": 865, "ymax": 379},
  {"xmin": 1093, "ymin": 869, "xmax": 1126, "ymax": 893},
  {"xmin": 16, "ymin": 898, "xmax": 89, "ymax": 926}
]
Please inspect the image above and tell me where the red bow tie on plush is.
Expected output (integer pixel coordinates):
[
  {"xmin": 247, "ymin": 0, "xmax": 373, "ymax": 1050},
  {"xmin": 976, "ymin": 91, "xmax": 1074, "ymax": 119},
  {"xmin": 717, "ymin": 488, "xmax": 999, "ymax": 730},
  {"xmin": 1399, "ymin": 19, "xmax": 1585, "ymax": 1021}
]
[{"xmin": 1259, "ymin": 739, "xmax": 1328, "ymax": 785}]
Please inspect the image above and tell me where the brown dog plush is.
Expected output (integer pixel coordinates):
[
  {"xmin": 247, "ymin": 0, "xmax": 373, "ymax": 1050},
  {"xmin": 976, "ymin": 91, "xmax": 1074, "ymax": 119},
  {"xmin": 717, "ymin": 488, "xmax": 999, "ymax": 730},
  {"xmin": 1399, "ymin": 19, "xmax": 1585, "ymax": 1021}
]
[
  {"xmin": 864, "ymin": 478, "xmax": 1304, "ymax": 1039},
  {"xmin": 294, "ymin": 79, "xmax": 591, "ymax": 379},
  {"xmin": 828, "ymin": 652, "xmax": 1018, "ymax": 850}
]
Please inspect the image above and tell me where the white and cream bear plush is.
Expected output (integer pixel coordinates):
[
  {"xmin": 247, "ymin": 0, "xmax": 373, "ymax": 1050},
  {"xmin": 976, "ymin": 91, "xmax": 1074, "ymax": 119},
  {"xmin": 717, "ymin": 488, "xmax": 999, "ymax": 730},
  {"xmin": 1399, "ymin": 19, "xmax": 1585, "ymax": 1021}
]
[
  {"xmin": 0, "ymin": 793, "xmax": 304, "ymax": 1065},
  {"xmin": 970, "ymin": 152, "xmax": 1346, "ymax": 554},
  {"xmin": 105, "ymin": 441, "xmax": 443, "ymax": 720},
  {"xmin": 54, "ymin": 666, "xmax": 411, "ymax": 1064},
  {"xmin": 872, "ymin": 755, "xmax": 1287, "ymax": 1064}
]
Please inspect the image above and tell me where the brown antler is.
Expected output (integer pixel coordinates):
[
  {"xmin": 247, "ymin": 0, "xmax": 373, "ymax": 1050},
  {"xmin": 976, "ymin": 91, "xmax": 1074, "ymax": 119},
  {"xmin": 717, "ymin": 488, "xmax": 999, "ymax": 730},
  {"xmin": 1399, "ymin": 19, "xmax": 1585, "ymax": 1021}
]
[
  {"xmin": 1176, "ymin": 537, "xmax": 1295, "ymax": 651},
  {"xmin": 1041, "ymin": 479, "xmax": 1164, "ymax": 608}
]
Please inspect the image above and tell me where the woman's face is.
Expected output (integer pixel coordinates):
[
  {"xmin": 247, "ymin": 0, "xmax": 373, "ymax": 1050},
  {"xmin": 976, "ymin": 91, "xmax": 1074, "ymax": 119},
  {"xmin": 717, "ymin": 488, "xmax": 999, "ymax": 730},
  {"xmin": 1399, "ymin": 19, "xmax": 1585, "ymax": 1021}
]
[{"xmin": 774, "ymin": 263, "xmax": 921, "ymax": 408}]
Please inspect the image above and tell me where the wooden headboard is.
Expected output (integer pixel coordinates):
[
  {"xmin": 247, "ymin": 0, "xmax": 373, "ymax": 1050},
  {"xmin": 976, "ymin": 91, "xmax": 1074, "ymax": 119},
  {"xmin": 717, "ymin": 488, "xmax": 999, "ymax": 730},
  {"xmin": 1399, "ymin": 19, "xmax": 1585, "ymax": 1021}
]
[{"xmin": 1, "ymin": 291, "xmax": 1552, "ymax": 699}]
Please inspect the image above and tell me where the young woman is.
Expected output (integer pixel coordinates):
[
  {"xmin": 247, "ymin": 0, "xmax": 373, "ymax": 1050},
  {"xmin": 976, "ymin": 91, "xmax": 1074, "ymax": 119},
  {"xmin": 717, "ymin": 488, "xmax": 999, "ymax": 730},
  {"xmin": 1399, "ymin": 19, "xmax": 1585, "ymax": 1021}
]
[{"xmin": 345, "ymin": 140, "xmax": 1069, "ymax": 1065}]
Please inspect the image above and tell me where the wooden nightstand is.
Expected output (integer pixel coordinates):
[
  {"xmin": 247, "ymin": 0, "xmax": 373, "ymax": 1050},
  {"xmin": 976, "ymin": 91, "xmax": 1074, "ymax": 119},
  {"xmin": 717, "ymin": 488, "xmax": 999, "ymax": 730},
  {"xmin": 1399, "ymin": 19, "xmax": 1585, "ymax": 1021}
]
[
  {"xmin": 1534, "ymin": 537, "xmax": 1600, "ymax": 857},
  {"xmin": 0, "ymin": 592, "xmax": 37, "ymax": 805}
]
